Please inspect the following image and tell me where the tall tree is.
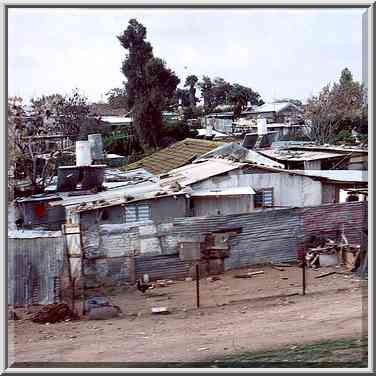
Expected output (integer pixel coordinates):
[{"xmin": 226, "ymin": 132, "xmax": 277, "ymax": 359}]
[
  {"xmin": 118, "ymin": 19, "xmax": 180, "ymax": 150},
  {"xmin": 105, "ymin": 85, "xmax": 128, "ymax": 109},
  {"xmin": 198, "ymin": 76, "xmax": 263, "ymax": 116},
  {"xmin": 31, "ymin": 90, "xmax": 90, "ymax": 141},
  {"xmin": 305, "ymin": 68, "xmax": 365, "ymax": 144},
  {"xmin": 184, "ymin": 75, "xmax": 198, "ymax": 107}
]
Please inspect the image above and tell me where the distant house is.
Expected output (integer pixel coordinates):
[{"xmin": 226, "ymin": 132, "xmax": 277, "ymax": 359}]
[
  {"xmin": 205, "ymin": 101, "xmax": 304, "ymax": 135},
  {"xmin": 242, "ymin": 102, "xmax": 304, "ymax": 124}
]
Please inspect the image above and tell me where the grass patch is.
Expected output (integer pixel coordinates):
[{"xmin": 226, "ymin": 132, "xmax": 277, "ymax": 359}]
[{"xmin": 208, "ymin": 337, "xmax": 368, "ymax": 368}]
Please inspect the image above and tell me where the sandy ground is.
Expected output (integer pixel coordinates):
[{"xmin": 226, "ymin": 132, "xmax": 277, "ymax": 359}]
[{"xmin": 8, "ymin": 265, "xmax": 368, "ymax": 366}]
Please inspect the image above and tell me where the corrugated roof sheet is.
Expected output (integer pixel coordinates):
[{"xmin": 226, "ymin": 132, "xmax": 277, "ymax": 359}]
[
  {"xmin": 123, "ymin": 138, "xmax": 224, "ymax": 175},
  {"xmin": 292, "ymin": 170, "xmax": 368, "ymax": 183},
  {"xmin": 258, "ymin": 149, "xmax": 344, "ymax": 162},
  {"xmin": 250, "ymin": 102, "xmax": 299, "ymax": 114},
  {"xmin": 160, "ymin": 158, "xmax": 245, "ymax": 188}
]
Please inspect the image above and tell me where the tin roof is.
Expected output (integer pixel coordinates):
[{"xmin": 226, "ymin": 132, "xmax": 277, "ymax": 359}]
[
  {"xmin": 160, "ymin": 158, "xmax": 246, "ymax": 188},
  {"xmin": 291, "ymin": 170, "xmax": 368, "ymax": 183},
  {"xmin": 258, "ymin": 149, "xmax": 344, "ymax": 162}
]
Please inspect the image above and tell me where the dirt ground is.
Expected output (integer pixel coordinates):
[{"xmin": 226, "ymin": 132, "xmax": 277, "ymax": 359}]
[{"xmin": 8, "ymin": 264, "xmax": 368, "ymax": 366}]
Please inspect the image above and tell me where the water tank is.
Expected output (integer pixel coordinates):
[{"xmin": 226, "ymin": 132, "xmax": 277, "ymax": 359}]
[
  {"xmin": 257, "ymin": 118, "xmax": 267, "ymax": 135},
  {"xmin": 88, "ymin": 134, "xmax": 104, "ymax": 160},
  {"xmin": 76, "ymin": 141, "xmax": 92, "ymax": 166}
]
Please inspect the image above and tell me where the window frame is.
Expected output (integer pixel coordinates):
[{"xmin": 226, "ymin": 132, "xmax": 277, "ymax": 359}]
[{"xmin": 254, "ymin": 187, "xmax": 274, "ymax": 208}]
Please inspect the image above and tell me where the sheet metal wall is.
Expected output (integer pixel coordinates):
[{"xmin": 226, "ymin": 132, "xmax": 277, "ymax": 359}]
[
  {"xmin": 301, "ymin": 201, "xmax": 367, "ymax": 245},
  {"xmin": 79, "ymin": 202, "xmax": 367, "ymax": 286},
  {"xmin": 8, "ymin": 236, "xmax": 67, "ymax": 306}
]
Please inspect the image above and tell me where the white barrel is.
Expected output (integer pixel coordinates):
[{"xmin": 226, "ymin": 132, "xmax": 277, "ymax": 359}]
[
  {"xmin": 76, "ymin": 141, "xmax": 92, "ymax": 166},
  {"xmin": 257, "ymin": 118, "xmax": 267, "ymax": 135},
  {"xmin": 88, "ymin": 134, "xmax": 104, "ymax": 160}
]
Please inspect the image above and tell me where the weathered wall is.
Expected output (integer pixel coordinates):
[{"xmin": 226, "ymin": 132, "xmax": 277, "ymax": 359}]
[
  {"xmin": 76, "ymin": 202, "xmax": 367, "ymax": 288},
  {"xmin": 192, "ymin": 195, "xmax": 253, "ymax": 216},
  {"xmin": 8, "ymin": 235, "xmax": 68, "ymax": 306},
  {"xmin": 192, "ymin": 172, "xmax": 322, "ymax": 207},
  {"xmin": 17, "ymin": 201, "xmax": 66, "ymax": 231},
  {"xmin": 321, "ymin": 183, "xmax": 338, "ymax": 204},
  {"xmin": 301, "ymin": 201, "xmax": 367, "ymax": 245},
  {"xmin": 304, "ymin": 160, "xmax": 321, "ymax": 170},
  {"xmin": 79, "ymin": 195, "xmax": 187, "ymax": 228}
]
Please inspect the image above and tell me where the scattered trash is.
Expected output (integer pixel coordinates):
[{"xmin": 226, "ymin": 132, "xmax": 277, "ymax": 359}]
[
  {"xmin": 198, "ymin": 347, "xmax": 209, "ymax": 351},
  {"xmin": 234, "ymin": 274, "xmax": 252, "ymax": 279},
  {"xmin": 207, "ymin": 276, "xmax": 221, "ymax": 282},
  {"xmin": 151, "ymin": 307, "xmax": 170, "ymax": 315},
  {"xmin": 32, "ymin": 303, "xmax": 78, "ymax": 324},
  {"xmin": 247, "ymin": 270, "xmax": 264, "ymax": 276},
  {"xmin": 185, "ymin": 277, "xmax": 193, "ymax": 282},
  {"xmin": 270, "ymin": 264, "xmax": 285, "ymax": 271},
  {"xmin": 86, "ymin": 296, "xmax": 121, "ymax": 320},
  {"xmin": 314, "ymin": 271, "xmax": 336, "ymax": 279}
]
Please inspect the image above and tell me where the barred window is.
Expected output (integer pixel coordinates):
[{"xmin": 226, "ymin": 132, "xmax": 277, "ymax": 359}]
[
  {"xmin": 125, "ymin": 204, "xmax": 152, "ymax": 222},
  {"xmin": 254, "ymin": 188, "xmax": 274, "ymax": 208}
]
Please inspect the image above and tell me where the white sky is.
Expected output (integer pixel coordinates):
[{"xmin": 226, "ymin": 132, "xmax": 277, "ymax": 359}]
[{"xmin": 8, "ymin": 8, "xmax": 365, "ymax": 104}]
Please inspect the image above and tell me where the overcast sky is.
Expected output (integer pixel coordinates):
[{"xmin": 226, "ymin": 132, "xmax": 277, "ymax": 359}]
[{"xmin": 8, "ymin": 7, "xmax": 365, "ymax": 104}]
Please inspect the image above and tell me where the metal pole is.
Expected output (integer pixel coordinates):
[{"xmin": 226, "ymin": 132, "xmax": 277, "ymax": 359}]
[
  {"xmin": 196, "ymin": 263, "xmax": 200, "ymax": 309},
  {"xmin": 302, "ymin": 252, "xmax": 306, "ymax": 296}
]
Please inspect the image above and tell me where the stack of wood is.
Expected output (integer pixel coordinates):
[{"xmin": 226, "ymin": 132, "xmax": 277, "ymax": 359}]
[{"xmin": 305, "ymin": 233, "xmax": 363, "ymax": 272}]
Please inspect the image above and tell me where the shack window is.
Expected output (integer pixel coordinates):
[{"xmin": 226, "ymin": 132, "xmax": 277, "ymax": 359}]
[
  {"xmin": 254, "ymin": 188, "xmax": 273, "ymax": 208},
  {"xmin": 125, "ymin": 204, "xmax": 152, "ymax": 222}
]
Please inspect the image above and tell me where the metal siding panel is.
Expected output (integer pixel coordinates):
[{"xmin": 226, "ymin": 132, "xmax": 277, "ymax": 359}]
[{"xmin": 8, "ymin": 236, "xmax": 66, "ymax": 306}]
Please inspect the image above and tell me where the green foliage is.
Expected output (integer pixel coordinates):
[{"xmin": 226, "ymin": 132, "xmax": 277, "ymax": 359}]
[
  {"xmin": 160, "ymin": 120, "xmax": 190, "ymax": 143},
  {"xmin": 197, "ymin": 76, "xmax": 263, "ymax": 115},
  {"xmin": 335, "ymin": 130, "xmax": 355, "ymax": 143},
  {"xmin": 184, "ymin": 75, "xmax": 199, "ymax": 107},
  {"xmin": 118, "ymin": 19, "xmax": 180, "ymax": 150},
  {"xmin": 31, "ymin": 90, "xmax": 90, "ymax": 141},
  {"xmin": 105, "ymin": 85, "xmax": 128, "ymax": 109},
  {"xmin": 305, "ymin": 68, "xmax": 366, "ymax": 144}
]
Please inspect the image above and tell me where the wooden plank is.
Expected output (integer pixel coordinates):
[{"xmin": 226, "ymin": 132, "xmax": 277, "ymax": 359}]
[{"xmin": 314, "ymin": 271, "xmax": 336, "ymax": 279}]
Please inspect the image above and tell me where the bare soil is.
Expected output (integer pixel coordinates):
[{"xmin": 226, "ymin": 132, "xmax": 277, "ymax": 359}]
[{"xmin": 8, "ymin": 265, "xmax": 368, "ymax": 367}]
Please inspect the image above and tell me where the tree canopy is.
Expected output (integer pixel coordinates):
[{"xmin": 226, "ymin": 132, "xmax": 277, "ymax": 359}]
[
  {"xmin": 197, "ymin": 76, "xmax": 263, "ymax": 116},
  {"xmin": 305, "ymin": 68, "xmax": 366, "ymax": 144},
  {"xmin": 118, "ymin": 19, "xmax": 180, "ymax": 150}
]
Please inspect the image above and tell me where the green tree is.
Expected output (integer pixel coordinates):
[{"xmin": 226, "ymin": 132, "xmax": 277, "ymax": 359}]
[
  {"xmin": 31, "ymin": 90, "xmax": 90, "ymax": 141},
  {"xmin": 305, "ymin": 68, "xmax": 365, "ymax": 144},
  {"xmin": 198, "ymin": 76, "xmax": 263, "ymax": 116},
  {"xmin": 118, "ymin": 19, "xmax": 180, "ymax": 150},
  {"xmin": 105, "ymin": 85, "xmax": 128, "ymax": 109},
  {"xmin": 184, "ymin": 75, "xmax": 198, "ymax": 107}
]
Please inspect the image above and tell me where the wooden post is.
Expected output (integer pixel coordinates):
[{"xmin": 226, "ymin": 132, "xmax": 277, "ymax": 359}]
[
  {"xmin": 196, "ymin": 263, "xmax": 200, "ymax": 309},
  {"xmin": 302, "ymin": 252, "xmax": 306, "ymax": 296}
]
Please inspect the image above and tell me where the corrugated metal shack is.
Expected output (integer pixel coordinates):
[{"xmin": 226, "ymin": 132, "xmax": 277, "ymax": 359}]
[
  {"xmin": 70, "ymin": 201, "xmax": 366, "ymax": 288},
  {"xmin": 8, "ymin": 230, "xmax": 69, "ymax": 306}
]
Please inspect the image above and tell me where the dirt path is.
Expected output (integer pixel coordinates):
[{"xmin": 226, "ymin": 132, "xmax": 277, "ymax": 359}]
[{"xmin": 10, "ymin": 283, "xmax": 367, "ymax": 366}]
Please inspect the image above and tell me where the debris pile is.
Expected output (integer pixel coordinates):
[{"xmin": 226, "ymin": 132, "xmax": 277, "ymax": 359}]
[
  {"xmin": 31, "ymin": 303, "xmax": 78, "ymax": 324},
  {"xmin": 85, "ymin": 296, "xmax": 121, "ymax": 320},
  {"xmin": 305, "ymin": 234, "xmax": 363, "ymax": 272}
]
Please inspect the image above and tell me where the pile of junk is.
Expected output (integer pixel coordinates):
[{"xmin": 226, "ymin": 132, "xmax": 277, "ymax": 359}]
[{"xmin": 304, "ymin": 227, "xmax": 367, "ymax": 276}]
